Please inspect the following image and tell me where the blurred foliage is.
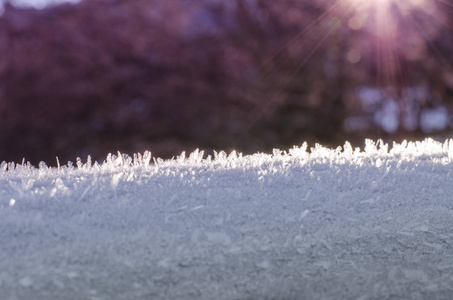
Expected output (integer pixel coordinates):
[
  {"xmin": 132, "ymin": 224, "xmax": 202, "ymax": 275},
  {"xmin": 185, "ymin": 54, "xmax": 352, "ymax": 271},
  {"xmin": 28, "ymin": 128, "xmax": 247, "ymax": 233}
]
[{"xmin": 0, "ymin": 0, "xmax": 453, "ymax": 165}]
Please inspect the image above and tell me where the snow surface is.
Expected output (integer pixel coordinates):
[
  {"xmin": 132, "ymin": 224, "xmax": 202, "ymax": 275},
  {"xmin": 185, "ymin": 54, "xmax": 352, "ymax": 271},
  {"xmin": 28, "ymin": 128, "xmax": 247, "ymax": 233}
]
[{"xmin": 1, "ymin": 138, "xmax": 453, "ymax": 300}]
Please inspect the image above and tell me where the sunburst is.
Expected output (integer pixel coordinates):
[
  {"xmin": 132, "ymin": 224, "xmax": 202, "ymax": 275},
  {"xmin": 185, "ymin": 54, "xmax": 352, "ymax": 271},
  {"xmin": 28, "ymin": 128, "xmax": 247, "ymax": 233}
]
[
  {"xmin": 341, "ymin": 0, "xmax": 444, "ymax": 91},
  {"xmin": 243, "ymin": 0, "xmax": 451, "ymax": 134}
]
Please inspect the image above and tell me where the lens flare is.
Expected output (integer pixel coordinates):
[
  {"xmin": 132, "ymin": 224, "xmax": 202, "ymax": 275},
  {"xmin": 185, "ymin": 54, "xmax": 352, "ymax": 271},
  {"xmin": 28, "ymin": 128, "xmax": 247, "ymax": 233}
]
[
  {"xmin": 340, "ymin": 0, "xmax": 443, "ymax": 91},
  {"xmin": 246, "ymin": 0, "xmax": 450, "ymax": 127}
]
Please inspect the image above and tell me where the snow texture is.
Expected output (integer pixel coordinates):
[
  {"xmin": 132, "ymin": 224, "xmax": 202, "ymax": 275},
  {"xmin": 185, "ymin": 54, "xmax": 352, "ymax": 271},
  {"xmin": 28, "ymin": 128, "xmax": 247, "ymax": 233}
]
[{"xmin": 1, "ymin": 138, "xmax": 453, "ymax": 300}]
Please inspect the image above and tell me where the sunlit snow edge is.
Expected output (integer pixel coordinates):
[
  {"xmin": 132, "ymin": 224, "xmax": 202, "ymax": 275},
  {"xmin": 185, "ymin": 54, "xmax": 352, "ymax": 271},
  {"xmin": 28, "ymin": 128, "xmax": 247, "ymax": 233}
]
[{"xmin": 2, "ymin": 138, "xmax": 453, "ymax": 175}]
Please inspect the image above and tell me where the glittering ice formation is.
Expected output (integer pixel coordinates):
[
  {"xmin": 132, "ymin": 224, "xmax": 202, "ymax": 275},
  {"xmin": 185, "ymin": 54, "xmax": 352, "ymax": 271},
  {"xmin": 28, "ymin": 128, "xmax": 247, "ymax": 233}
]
[{"xmin": 1, "ymin": 138, "xmax": 453, "ymax": 299}]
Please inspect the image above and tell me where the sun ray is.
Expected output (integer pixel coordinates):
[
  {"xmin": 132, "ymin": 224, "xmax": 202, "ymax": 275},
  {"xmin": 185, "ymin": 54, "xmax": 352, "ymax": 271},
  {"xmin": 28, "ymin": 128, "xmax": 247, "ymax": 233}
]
[
  {"xmin": 263, "ymin": 1, "xmax": 344, "ymax": 66},
  {"xmin": 403, "ymin": 4, "xmax": 451, "ymax": 63},
  {"xmin": 341, "ymin": 0, "xmax": 448, "ymax": 88},
  {"xmin": 249, "ymin": 1, "xmax": 355, "ymax": 124},
  {"xmin": 239, "ymin": 0, "xmax": 450, "ymax": 145},
  {"xmin": 435, "ymin": 0, "xmax": 453, "ymax": 10},
  {"xmin": 418, "ymin": 0, "xmax": 453, "ymax": 31}
]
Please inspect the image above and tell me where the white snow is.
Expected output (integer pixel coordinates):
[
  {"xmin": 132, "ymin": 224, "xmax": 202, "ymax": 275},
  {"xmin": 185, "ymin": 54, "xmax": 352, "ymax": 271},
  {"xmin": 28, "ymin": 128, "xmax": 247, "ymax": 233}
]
[{"xmin": 1, "ymin": 138, "xmax": 453, "ymax": 299}]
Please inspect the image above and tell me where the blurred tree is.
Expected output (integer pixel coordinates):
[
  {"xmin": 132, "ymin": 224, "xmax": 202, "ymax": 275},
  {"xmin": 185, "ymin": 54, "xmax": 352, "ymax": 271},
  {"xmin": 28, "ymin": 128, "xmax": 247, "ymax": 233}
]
[{"xmin": 0, "ymin": 0, "xmax": 452, "ymax": 165}]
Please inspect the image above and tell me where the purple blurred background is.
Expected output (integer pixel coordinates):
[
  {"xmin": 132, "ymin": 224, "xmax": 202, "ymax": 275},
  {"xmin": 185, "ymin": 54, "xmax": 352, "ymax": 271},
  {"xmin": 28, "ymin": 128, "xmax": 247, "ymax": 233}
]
[{"xmin": 1, "ymin": 0, "xmax": 453, "ymax": 165}]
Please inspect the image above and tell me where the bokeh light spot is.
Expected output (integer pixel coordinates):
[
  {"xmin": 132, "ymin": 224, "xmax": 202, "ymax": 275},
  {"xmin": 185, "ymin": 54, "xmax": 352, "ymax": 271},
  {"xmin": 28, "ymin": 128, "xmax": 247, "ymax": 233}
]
[
  {"xmin": 346, "ymin": 49, "xmax": 362, "ymax": 64},
  {"xmin": 348, "ymin": 16, "xmax": 363, "ymax": 30}
]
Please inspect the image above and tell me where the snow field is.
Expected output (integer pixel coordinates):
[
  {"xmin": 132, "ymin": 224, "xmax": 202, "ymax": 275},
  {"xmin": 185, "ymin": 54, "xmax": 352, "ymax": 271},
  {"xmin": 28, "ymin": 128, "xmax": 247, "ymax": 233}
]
[{"xmin": 1, "ymin": 138, "xmax": 453, "ymax": 299}]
